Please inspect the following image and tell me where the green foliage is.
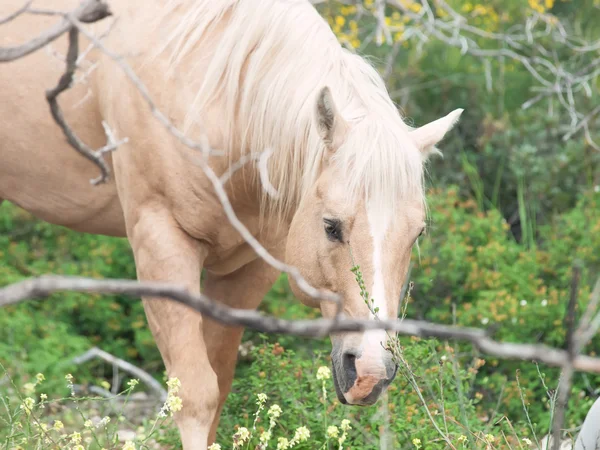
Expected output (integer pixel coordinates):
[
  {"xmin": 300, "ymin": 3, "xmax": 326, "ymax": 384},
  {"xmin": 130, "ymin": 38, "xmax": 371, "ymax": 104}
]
[
  {"xmin": 412, "ymin": 186, "xmax": 600, "ymax": 433},
  {"xmin": 0, "ymin": 203, "xmax": 159, "ymax": 392}
]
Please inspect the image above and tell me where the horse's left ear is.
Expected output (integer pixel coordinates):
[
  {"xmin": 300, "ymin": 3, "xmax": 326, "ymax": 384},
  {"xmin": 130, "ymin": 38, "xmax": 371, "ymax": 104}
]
[
  {"xmin": 410, "ymin": 109, "xmax": 464, "ymax": 160},
  {"xmin": 315, "ymin": 86, "xmax": 348, "ymax": 151}
]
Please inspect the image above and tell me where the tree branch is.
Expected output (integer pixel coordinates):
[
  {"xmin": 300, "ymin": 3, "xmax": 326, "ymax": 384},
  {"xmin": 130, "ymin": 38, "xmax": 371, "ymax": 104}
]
[
  {"xmin": 73, "ymin": 347, "xmax": 167, "ymax": 401},
  {"xmin": 0, "ymin": 0, "xmax": 110, "ymax": 62},
  {"xmin": 45, "ymin": 26, "xmax": 111, "ymax": 185},
  {"xmin": 2, "ymin": 275, "xmax": 600, "ymax": 375}
]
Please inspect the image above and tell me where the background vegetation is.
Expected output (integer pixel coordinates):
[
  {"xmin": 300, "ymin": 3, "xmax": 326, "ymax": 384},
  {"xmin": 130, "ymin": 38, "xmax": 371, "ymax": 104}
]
[{"xmin": 2, "ymin": 0, "xmax": 600, "ymax": 448}]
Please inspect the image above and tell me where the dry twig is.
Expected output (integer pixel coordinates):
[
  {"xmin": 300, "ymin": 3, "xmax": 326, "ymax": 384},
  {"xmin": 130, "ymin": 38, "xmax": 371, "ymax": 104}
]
[{"xmin": 2, "ymin": 275, "xmax": 600, "ymax": 376}]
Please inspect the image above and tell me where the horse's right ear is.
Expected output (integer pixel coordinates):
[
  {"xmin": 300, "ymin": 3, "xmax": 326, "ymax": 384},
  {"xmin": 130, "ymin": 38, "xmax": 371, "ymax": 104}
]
[{"xmin": 315, "ymin": 86, "xmax": 348, "ymax": 150}]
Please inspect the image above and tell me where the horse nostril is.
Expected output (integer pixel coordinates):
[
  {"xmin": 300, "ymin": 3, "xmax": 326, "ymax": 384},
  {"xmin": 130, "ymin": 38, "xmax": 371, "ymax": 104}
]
[{"xmin": 342, "ymin": 350, "xmax": 358, "ymax": 384}]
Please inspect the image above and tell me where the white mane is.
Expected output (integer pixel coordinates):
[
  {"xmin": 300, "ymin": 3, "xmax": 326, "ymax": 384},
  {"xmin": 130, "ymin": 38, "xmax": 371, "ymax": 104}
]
[{"xmin": 156, "ymin": 0, "xmax": 425, "ymax": 220}]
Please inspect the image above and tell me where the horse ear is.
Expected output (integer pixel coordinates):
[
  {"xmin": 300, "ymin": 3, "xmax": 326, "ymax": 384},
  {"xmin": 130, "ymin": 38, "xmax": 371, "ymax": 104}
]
[
  {"xmin": 410, "ymin": 109, "xmax": 463, "ymax": 160},
  {"xmin": 315, "ymin": 86, "xmax": 348, "ymax": 149}
]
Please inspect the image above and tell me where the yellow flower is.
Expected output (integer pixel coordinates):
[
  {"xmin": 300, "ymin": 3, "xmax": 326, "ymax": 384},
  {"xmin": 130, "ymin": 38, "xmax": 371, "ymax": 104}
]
[
  {"xmin": 123, "ymin": 441, "xmax": 136, "ymax": 450},
  {"xmin": 20, "ymin": 397, "xmax": 35, "ymax": 415},
  {"xmin": 70, "ymin": 431, "xmax": 82, "ymax": 444},
  {"xmin": 485, "ymin": 434, "xmax": 495, "ymax": 443},
  {"xmin": 413, "ymin": 438, "xmax": 422, "ymax": 449},
  {"xmin": 100, "ymin": 380, "xmax": 111, "ymax": 390},
  {"xmin": 409, "ymin": 3, "xmax": 422, "ymax": 13},
  {"xmin": 53, "ymin": 420, "xmax": 64, "ymax": 431},
  {"xmin": 327, "ymin": 425, "xmax": 339, "ymax": 438},
  {"xmin": 208, "ymin": 444, "xmax": 221, "ymax": 450},
  {"xmin": 335, "ymin": 16, "xmax": 345, "ymax": 26},
  {"xmin": 35, "ymin": 373, "xmax": 45, "ymax": 384}
]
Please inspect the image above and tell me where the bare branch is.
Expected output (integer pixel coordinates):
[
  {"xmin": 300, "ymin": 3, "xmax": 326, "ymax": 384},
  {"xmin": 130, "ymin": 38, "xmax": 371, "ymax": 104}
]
[
  {"xmin": 0, "ymin": 1, "xmax": 32, "ymax": 26},
  {"xmin": 73, "ymin": 347, "xmax": 167, "ymax": 401},
  {"xmin": 0, "ymin": 0, "xmax": 110, "ymax": 62},
  {"xmin": 551, "ymin": 263, "xmax": 581, "ymax": 449},
  {"xmin": 2, "ymin": 275, "xmax": 600, "ymax": 374},
  {"xmin": 45, "ymin": 27, "xmax": 112, "ymax": 185}
]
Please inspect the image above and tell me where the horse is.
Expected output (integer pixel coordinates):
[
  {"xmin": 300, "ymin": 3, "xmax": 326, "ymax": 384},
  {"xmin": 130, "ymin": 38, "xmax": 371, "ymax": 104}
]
[{"xmin": 0, "ymin": 0, "xmax": 462, "ymax": 448}]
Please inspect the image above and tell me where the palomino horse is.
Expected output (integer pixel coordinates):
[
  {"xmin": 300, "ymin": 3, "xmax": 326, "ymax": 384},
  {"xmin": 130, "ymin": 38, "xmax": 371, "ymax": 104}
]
[{"xmin": 0, "ymin": 0, "xmax": 462, "ymax": 447}]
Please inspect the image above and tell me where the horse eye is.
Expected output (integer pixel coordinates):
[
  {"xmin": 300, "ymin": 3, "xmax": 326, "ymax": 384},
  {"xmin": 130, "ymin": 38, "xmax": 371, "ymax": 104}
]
[{"xmin": 324, "ymin": 219, "xmax": 343, "ymax": 242}]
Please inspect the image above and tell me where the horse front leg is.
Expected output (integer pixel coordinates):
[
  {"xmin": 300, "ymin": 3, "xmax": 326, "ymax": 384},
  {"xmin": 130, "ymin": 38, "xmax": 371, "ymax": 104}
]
[
  {"xmin": 202, "ymin": 257, "xmax": 281, "ymax": 444},
  {"xmin": 128, "ymin": 207, "xmax": 218, "ymax": 450}
]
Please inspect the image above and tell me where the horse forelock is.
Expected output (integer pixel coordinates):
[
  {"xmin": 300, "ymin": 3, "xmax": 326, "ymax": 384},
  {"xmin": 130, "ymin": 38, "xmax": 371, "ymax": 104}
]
[{"xmin": 154, "ymin": 0, "xmax": 425, "ymax": 224}]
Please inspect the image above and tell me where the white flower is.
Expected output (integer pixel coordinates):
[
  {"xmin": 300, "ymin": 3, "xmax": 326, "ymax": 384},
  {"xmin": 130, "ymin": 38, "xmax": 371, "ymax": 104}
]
[
  {"xmin": 167, "ymin": 394, "xmax": 183, "ymax": 412},
  {"xmin": 293, "ymin": 426, "xmax": 310, "ymax": 442},
  {"xmin": 541, "ymin": 299, "xmax": 548, "ymax": 307},
  {"xmin": 259, "ymin": 430, "xmax": 271, "ymax": 443},
  {"xmin": 327, "ymin": 425, "xmax": 339, "ymax": 438},
  {"xmin": 481, "ymin": 317, "xmax": 489, "ymax": 325},
  {"xmin": 268, "ymin": 404, "xmax": 282, "ymax": 419},
  {"xmin": 233, "ymin": 427, "xmax": 250, "ymax": 446},
  {"xmin": 276, "ymin": 437, "xmax": 290, "ymax": 449},
  {"xmin": 127, "ymin": 379, "xmax": 139, "ymax": 388},
  {"xmin": 166, "ymin": 377, "xmax": 181, "ymax": 393},
  {"xmin": 520, "ymin": 299, "xmax": 527, "ymax": 306},
  {"xmin": 594, "ymin": 185, "xmax": 600, "ymax": 193},
  {"xmin": 97, "ymin": 416, "xmax": 110, "ymax": 428},
  {"xmin": 257, "ymin": 393, "xmax": 268, "ymax": 404},
  {"xmin": 522, "ymin": 437, "xmax": 533, "ymax": 445},
  {"xmin": 340, "ymin": 419, "xmax": 351, "ymax": 432},
  {"xmin": 208, "ymin": 444, "xmax": 221, "ymax": 450},
  {"xmin": 316, "ymin": 366, "xmax": 331, "ymax": 380},
  {"xmin": 123, "ymin": 441, "xmax": 136, "ymax": 450}
]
